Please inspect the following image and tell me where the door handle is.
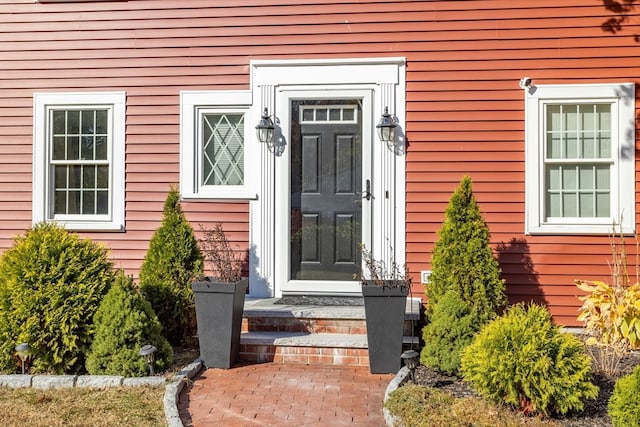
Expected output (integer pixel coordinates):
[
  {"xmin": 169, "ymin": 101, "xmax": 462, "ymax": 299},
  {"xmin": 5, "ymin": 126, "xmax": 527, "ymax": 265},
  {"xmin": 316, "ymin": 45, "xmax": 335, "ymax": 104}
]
[{"xmin": 359, "ymin": 179, "xmax": 372, "ymax": 201}]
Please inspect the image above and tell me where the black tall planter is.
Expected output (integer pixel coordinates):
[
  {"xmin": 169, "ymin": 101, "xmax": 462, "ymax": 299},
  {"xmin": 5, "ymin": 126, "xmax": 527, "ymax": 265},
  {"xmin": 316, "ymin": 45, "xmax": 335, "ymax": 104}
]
[
  {"xmin": 192, "ymin": 278, "xmax": 248, "ymax": 369},
  {"xmin": 362, "ymin": 282, "xmax": 408, "ymax": 374}
]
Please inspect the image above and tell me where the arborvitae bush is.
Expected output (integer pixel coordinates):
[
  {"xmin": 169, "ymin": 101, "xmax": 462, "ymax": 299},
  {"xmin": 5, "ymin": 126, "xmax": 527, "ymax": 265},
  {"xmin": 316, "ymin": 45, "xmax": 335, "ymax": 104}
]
[
  {"xmin": 421, "ymin": 176, "xmax": 506, "ymax": 374},
  {"xmin": 460, "ymin": 303, "xmax": 598, "ymax": 417},
  {"xmin": 420, "ymin": 291, "xmax": 481, "ymax": 375},
  {"xmin": 0, "ymin": 222, "xmax": 114, "ymax": 374},
  {"xmin": 139, "ymin": 186, "xmax": 203, "ymax": 345},
  {"xmin": 608, "ymin": 365, "xmax": 640, "ymax": 427},
  {"xmin": 426, "ymin": 175, "xmax": 506, "ymax": 322},
  {"xmin": 86, "ymin": 271, "xmax": 172, "ymax": 376}
]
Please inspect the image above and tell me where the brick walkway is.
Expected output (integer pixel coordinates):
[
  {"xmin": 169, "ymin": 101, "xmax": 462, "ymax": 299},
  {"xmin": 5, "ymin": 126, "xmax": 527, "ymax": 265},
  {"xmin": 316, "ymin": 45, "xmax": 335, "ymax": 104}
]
[{"xmin": 178, "ymin": 363, "xmax": 394, "ymax": 427}]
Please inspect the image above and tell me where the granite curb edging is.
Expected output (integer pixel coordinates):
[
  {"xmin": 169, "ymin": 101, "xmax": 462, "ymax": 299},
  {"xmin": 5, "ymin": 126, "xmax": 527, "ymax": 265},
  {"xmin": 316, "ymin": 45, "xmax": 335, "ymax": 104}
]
[
  {"xmin": 383, "ymin": 366, "xmax": 409, "ymax": 427},
  {"xmin": 164, "ymin": 359, "xmax": 203, "ymax": 427},
  {"xmin": 0, "ymin": 358, "xmax": 204, "ymax": 427}
]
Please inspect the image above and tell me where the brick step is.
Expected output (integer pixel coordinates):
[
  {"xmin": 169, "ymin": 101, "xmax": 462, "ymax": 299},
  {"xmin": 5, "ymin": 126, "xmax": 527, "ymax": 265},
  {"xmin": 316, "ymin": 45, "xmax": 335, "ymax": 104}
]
[
  {"xmin": 242, "ymin": 297, "xmax": 420, "ymax": 335},
  {"xmin": 239, "ymin": 331, "xmax": 419, "ymax": 366},
  {"xmin": 239, "ymin": 298, "xmax": 421, "ymax": 366},
  {"xmin": 239, "ymin": 331, "xmax": 368, "ymax": 366}
]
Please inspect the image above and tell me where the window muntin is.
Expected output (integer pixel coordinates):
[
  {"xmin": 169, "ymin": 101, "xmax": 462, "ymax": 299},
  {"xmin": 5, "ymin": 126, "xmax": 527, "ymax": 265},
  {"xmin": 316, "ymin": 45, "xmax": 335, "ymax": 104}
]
[
  {"xmin": 524, "ymin": 83, "xmax": 635, "ymax": 235},
  {"xmin": 544, "ymin": 103, "xmax": 612, "ymax": 220},
  {"xmin": 50, "ymin": 108, "xmax": 110, "ymax": 216},
  {"xmin": 33, "ymin": 92, "xmax": 125, "ymax": 231},
  {"xmin": 201, "ymin": 112, "xmax": 244, "ymax": 186}
]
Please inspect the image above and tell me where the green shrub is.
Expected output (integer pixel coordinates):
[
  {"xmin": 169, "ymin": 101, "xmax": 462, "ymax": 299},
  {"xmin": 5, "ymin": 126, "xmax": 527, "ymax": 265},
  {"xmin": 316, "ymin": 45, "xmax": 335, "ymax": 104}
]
[
  {"xmin": 421, "ymin": 175, "xmax": 506, "ymax": 374},
  {"xmin": 420, "ymin": 291, "xmax": 481, "ymax": 375},
  {"xmin": 460, "ymin": 303, "xmax": 598, "ymax": 416},
  {"xmin": 426, "ymin": 175, "xmax": 506, "ymax": 322},
  {"xmin": 139, "ymin": 186, "xmax": 203, "ymax": 345},
  {"xmin": 86, "ymin": 271, "xmax": 172, "ymax": 376},
  {"xmin": 608, "ymin": 365, "xmax": 640, "ymax": 427},
  {"xmin": 0, "ymin": 222, "xmax": 114, "ymax": 374}
]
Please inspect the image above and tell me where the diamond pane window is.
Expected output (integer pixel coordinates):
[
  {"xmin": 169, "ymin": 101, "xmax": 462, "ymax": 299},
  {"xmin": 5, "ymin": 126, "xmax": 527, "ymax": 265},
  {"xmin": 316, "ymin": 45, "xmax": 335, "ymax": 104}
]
[
  {"xmin": 50, "ymin": 109, "xmax": 110, "ymax": 216},
  {"xmin": 202, "ymin": 113, "xmax": 244, "ymax": 186},
  {"xmin": 544, "ymin": 104, "xmax": 612, "ymax": 220}
]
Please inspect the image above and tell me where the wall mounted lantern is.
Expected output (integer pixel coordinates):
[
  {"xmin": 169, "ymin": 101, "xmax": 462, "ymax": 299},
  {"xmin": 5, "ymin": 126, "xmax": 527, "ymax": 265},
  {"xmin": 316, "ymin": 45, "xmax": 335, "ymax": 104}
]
[
  {"xmin": 376, "ymin": 106, "xmax": 397, "ymax": 142},
  {"xmin": 15, "ymin": 343, "xmax": 30, "ymax": 374},
  {"xmin": 255, "ymin": 108, "xmax": 275, "ymax": 143},
  {"xmin": 139, "ymin": 344, "xmax": 157, "ymax": 376}
]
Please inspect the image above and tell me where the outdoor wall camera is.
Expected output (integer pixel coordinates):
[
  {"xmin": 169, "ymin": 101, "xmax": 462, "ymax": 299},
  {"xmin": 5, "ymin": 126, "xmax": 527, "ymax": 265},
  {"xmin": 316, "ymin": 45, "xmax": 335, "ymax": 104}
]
[{"xmin": 519, "ymin": 77, "xmax": 532, "ymax": 89}]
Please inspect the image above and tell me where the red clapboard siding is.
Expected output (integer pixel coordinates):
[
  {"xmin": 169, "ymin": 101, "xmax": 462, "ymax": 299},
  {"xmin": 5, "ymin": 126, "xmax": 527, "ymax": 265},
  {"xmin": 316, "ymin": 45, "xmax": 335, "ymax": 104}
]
[{"xmin": 0, "ymin": 0, "xmax": 638, "ymax": 325}]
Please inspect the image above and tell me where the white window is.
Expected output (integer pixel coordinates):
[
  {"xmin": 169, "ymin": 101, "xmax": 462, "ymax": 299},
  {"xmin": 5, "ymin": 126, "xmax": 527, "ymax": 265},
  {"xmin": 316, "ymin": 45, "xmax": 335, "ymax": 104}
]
[
  {"xmin": 180, "ymin": 91, "xmax": 255, "ymax": 199},
  {"xmin": 33, "ymin": 92, "xmax": 126, "ymax": 231},
  {"xmin": 525, "ymin": 83, "xmax": 635, "ymax": 234}
]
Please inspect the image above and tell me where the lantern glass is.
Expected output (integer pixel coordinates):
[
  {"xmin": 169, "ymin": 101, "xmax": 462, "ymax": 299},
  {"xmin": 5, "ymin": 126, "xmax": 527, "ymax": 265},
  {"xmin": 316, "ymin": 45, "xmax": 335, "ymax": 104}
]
[
  {"xmin": 376, "ymin": 106, "xmax": 397, "ymax": 142},
  {"xmin": 255, "ymin": 108, "xmax": 275, "ymax": 143}
]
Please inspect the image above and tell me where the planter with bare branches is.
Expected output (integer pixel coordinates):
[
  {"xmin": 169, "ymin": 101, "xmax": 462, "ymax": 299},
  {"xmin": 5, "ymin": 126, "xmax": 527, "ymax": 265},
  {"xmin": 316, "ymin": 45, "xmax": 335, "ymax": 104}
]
[
  {"xmin": 356, "ymin": 245, "xmax": 411, "ymax": 374},
  {"xmin": 192, "ymin": 223, "xmax": 247, "ymax": 369}
]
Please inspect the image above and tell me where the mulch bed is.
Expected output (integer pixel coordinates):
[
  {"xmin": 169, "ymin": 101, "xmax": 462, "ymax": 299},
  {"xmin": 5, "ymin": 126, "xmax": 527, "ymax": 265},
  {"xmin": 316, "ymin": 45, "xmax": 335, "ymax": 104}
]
[{"xmin": 411, "ymin": 349, "xmax": 640, "ymax": 427}]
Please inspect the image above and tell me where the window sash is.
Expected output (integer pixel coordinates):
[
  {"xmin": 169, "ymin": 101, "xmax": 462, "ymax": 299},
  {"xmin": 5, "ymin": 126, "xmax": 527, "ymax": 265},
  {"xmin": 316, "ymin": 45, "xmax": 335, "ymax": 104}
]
[
  {"xmin": 201, "ymin": 112, "xmax": 245, "ymax": 187},
  {"xmin": 543, "ymin": 103, "xmax": 613, "ymax": 220},
  {"xmin": 48, "ymin": 107, "xmax": 112, "ymax": 217}
]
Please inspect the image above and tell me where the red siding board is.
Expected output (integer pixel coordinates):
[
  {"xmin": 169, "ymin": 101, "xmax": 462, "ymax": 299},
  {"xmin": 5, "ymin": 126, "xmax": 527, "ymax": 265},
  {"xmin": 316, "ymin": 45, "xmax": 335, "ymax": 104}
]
[{"xmin": 0, "ymin": 0, "xmax": 638, "ymax": 325}]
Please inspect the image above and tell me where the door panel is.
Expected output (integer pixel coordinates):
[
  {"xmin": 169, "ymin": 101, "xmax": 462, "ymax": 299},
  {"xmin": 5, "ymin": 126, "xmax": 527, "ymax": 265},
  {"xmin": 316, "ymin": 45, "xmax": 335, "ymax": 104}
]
[{"xmin": 290, "ymin": 100, "xmax": 362, "ymax": 281}]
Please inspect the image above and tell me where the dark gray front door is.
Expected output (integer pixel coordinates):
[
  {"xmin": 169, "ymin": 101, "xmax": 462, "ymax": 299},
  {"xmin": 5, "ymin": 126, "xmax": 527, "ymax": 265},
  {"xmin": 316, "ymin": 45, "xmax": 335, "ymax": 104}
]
[{"xmin": 290, "ymin": 100, "xmax": 363, "ymax": 281}]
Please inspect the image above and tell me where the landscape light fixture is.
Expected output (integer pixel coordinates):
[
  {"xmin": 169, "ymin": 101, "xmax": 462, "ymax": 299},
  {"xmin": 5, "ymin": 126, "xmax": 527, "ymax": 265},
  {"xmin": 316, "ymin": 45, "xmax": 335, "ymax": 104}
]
[
  {"xmin": 139, "ymin": 344, "xmax": 157, "ymax": 376},
  {"xmin": 401, "ymin": 349, "xmax": 420, "ymax": 383},
  {"xmin": 376, "ymin": 106, "xmax": 397, "ymax": 142},
  {"xmin": 255, "ymin": 107, "xmax": 275, "ymax": 143},
  {"xmin": 15, "ymin": 343, "xmax": 30, "ymax": 375}
]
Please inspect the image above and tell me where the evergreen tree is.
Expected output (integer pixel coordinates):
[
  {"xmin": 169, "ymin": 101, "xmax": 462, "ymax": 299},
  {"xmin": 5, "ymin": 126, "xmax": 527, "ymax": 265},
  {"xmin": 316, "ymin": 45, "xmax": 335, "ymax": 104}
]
[
  {"xmin": 139, "ymin": 185, "xmax": 203, "ymax": 345},
  {"xmin": 0, "ymin": 222, "xmax": 114, "ymax": 374},
  {"xmin": 87, "ymin": 271, "xmax": 172, "ymax": 376},
  {"xmin": 421, "ymin": 176, "xmax": 506, "ymax": 374}
]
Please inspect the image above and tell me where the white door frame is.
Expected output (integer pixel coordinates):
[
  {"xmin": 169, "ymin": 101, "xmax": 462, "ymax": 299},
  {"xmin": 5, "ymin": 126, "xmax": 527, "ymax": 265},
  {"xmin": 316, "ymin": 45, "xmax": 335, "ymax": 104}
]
[{"xmin": 248, "ymin": 57, "xmax": 406, "ymax": 298}]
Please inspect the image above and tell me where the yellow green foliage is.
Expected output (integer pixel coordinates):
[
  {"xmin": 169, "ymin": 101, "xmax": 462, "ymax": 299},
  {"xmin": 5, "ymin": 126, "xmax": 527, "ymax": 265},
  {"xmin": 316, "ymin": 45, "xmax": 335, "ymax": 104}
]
[
  {"xmin": 576, "ymin": 280, "xmax": 640, "ymax": 351},
  {"xmin": 608, "ymin": 365, "xmax": 640, "ymax": 427},
  {"xmin": 461, "ymin": 304, "xmax": 598, "ymax": 417}
]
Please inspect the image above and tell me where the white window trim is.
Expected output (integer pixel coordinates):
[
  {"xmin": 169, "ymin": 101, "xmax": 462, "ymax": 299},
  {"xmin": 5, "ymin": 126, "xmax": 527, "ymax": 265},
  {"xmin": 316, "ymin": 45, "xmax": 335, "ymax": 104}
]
[
  {"xmin": 525, "ymin": 83, "xmax": 635, "ymax": 234},
  {"xmin": 179, "ymin": 90, "xmax": 256, "ymax": 200},
  {"xmin": 33, "ymin": 91, "xmax": 126, "ymax": 231}
]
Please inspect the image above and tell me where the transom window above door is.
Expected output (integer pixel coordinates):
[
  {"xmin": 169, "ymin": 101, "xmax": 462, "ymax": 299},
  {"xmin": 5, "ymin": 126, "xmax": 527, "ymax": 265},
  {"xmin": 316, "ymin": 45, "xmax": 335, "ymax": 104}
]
[{"xmin": 300, "ymin": 105, "xmax": 357, "ymax": 124}]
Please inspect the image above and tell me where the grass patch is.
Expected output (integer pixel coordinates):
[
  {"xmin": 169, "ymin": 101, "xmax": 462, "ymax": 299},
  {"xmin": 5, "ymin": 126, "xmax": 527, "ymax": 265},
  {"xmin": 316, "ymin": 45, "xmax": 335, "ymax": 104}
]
[
  {"xmin": 0, "ymin": 386, "xmax": 165, "ymax": 426},
  {"xmin": 385, "ymin": 384, "xmax": 559, "ymax": 427}
]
